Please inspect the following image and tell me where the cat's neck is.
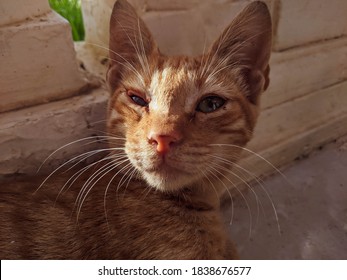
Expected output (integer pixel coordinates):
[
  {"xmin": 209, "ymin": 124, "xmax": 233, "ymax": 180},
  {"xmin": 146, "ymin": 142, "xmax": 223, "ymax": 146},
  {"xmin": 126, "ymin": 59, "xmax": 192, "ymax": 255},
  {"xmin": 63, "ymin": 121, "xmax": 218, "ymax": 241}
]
[
  {"xmin": 168, "ymin": 182, "xmax": 223, "ymax": 211},
  {"xmin": 114, "ymin": 168, "xmax": 224, "ymax": 211}
]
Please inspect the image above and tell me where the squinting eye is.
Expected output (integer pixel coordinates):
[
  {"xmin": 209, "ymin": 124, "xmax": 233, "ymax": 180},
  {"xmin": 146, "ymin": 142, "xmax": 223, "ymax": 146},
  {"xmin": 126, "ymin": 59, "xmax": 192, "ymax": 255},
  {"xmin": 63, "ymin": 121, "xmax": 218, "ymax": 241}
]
[
  {"xmin": 128, "ymin": 91, "xmax": 148, "ymax": 107},
  {"xmin": 196, "ymin": 96, "xmax": 226, "ymax": 113}
]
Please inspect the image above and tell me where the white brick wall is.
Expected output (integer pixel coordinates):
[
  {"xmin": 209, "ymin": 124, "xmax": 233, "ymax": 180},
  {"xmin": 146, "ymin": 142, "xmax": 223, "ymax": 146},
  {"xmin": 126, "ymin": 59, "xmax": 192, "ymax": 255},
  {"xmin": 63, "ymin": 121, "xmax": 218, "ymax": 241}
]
[
  {"xmin": 0, "ymin": 0, "xmax": 104, "ymax": 175},
  {"xmin": 0, "ymin": 0, "xmax": 50, "ymax": 26},
  {"xmin": 0, "ymin": 88, "xmax": 107, "ymax": 175},
  {"xmin": 272, "ymin": 0, "xmax": 347, "ymax": 50},
  {"xmin": 264, "ymin": 37, "xmax": 347, "ymax": 109},
  {"xmin": 82, "ymin": 0, "xmax": 249, "ymax": 56},
  {"xmin": 0, "ymin": 11, "xmax": 88, "ymax": 113},
  {"xmin": 82, "ymin": 0, "xmax": 347, "ymax": 54}
]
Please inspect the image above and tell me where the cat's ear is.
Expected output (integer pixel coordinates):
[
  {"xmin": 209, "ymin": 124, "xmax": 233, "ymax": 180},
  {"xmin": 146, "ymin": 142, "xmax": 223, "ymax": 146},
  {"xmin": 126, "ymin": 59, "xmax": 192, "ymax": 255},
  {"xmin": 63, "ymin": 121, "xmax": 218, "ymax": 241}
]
[
  {"xmin": 107, "ymin": 0, "xmax": 158, "ymax": 92},
  {"xmin": 208, "ymin": 1, "xmax": 272, "ymax": 104}
]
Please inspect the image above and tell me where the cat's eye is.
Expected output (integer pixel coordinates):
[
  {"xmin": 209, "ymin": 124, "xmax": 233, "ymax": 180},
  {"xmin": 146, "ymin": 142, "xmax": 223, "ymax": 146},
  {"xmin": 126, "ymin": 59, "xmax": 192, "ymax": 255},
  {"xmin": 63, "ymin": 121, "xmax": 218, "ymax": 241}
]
[
  {"xmin": 196, "ymin": 96, "xmax": 226, "ymax": 113},
  {"xmin": 127, "ymin": 91, "xmax": 148, "ymax": 107}
]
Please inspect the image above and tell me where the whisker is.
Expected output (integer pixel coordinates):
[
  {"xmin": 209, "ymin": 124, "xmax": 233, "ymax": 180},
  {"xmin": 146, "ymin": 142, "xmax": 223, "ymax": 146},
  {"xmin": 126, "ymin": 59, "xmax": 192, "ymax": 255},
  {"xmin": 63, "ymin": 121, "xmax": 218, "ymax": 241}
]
[
  {"xmin": 200, "ymin": 166, "xmax": 235, "ymax": 227},
  {"xmin": 86, "ymin": 42, "xmax": 145, "ymax": 86},
  {"xmin": 103, "ymin": 162, "xmax": 133, "ymax": 220},
  {"xmin": 76, "ymin": 158, "xmax": 130, "ymax": 221},
  {"xmin": 202, "ymin": 28, "xmax": 271, "ymax": 83},
  {"xmin": 229, "ymin": 161, "xmax": 281, "ymax": 234},
  {"xmin": 56, "ymin": 154, "xmax": 112, "ymax": 202},
  {"xmin": 209, "ymin": 160, "xmax": 261, "ymax": 232},
  {"xmin": 209, "ymin": 148, "xmax": 282, "ymax": 234},
  {"xmin": 205, "ymin": 164, "xmax": 253, "ymax": 238},
  {"xmin": 136, "ymin": 18, "xmax": 151, "ymax": 81},
  {"xmin": 198, "ymin": 167, "xmax": 222, "ymax": 204},
  {"xmin": 110, "ymin": 15, "xmax": 151, "ymax": 84},
  {"xmin": 115, "ymin": 163, "xmax": 134, "ymax": 193},
  {"xmin": 208, "ymin": 154, "xmax": 264, "ymax": 215},
  {"xmin": 78, "ymin": 137, "xmax": 125, "ymax": 148},
  {"xmin": 120, "ymin": 166, "xmax": 137, "ymax": 199},
  {"xmin": 140, "ymin": 183, "xmax": 154, "ymax": 201},
  {"xmin": 56, "ymin": 153, "xmax": 127, "ymax": 202},
  {"xmin": 37, "ymin": 136, "xmax": 117, "ymax": 173},
  {"xmin": 209, "ymin": 143, "xmax": 291, "ymax": 184},
  {"xmin": 75, "ymin": 156, "xmax": 128, "ymax": 207},
  {"xmin": 89, "ymin": 119, "xmax": 108, "ymax": 126},
  {"xmin": 63, "ymin": 148, "xmax": 124, "ymax": 173},
  {"xmin": 35, "ymin": 147, "xmax": 122, "ymax": 194}
]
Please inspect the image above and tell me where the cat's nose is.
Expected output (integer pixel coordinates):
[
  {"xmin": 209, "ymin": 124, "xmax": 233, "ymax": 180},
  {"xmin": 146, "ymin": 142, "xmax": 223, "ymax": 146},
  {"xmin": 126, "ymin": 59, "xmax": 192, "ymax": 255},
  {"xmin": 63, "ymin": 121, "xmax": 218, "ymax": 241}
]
[{"xmin": 148, "ymin": 131, "xmax": 182, "ymax": 154}]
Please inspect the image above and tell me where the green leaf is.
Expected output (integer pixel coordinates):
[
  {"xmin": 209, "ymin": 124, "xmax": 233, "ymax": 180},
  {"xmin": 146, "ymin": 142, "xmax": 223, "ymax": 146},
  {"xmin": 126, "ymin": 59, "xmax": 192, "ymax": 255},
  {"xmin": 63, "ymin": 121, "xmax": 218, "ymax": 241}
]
[{"xmin": 48, "ymin": 0, "xmax": 85, "ymax": 41}]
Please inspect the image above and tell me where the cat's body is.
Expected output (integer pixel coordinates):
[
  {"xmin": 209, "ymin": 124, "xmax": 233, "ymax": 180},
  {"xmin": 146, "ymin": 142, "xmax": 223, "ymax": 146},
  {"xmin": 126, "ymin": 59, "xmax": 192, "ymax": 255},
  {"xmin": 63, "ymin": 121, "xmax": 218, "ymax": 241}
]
[
  {"xmin": 0, "ymin": 171, "xmax": 236, "ymax": 259},
  {"xmin": 0, "ymin": 0, "xmax": 271, "ymax": 259}
]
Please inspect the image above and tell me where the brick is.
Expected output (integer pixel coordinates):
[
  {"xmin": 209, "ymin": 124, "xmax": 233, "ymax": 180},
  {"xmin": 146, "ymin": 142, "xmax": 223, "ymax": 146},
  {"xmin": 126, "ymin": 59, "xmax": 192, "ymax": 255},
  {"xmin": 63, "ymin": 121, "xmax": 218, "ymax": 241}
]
[
  {"xmin": 138, "ymin": 1, "xmax": 248, "ymax": 56},
  {"xmin": 81, "ymin": 0, "xmax": 252, "ymax": 56},
  {"xmin": 250, "ymin": 81, "xmax": 347, "ymax": 152},
  {"xmin": 130, "ymin": 0, "xmax": 219, "ymax": 11},
  {"xmin": 81, "ymin": 0, "xmax": 113, "ymax": 58},
  {"xmin": 0, "ymin": 88, "xmax": 108, "ymax": 176},
  {"xmin": 0, "ymin": 0, "xmax": 50, "ymax": 26},
  {"xmin": 273, "ymin": 0, "xmax": 347, "ymax": 50},
  {"xmin": 0, "ymin": 12, "xmax": 88, "ymax": 113},
  {"xmin": 263, "ymin": 37, "xmax": 347, "ymax": 109},
  {"xmin": 195, "ymin": 1, "xmax": 248, "ymax": 55},
  {"xmin": 143, "ymin": 10, "xmax": 204, "ymax": 56},
  {"xmin": 235, "ymin": 111, "xmax": 347, "ymax": 187},
  {"xmin": 83, "ymin": 0, "xmax": 347, "ymax": 55}
]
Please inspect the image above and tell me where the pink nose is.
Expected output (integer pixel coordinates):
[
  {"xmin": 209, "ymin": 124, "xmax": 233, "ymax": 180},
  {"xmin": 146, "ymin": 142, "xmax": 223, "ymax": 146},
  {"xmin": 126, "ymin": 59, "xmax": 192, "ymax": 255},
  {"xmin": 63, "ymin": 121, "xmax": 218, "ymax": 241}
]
[{"xmin": 148, "ymin": 131, "xmax": 182, "ymax": 154}]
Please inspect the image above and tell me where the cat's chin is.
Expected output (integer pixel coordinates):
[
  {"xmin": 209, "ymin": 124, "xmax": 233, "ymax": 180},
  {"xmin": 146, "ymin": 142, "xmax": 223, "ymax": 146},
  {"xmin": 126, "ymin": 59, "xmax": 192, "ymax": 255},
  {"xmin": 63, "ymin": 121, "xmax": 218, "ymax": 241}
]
[{"xmin": 141, "ymin": 165, "xmax": 198, "ymax": 192}]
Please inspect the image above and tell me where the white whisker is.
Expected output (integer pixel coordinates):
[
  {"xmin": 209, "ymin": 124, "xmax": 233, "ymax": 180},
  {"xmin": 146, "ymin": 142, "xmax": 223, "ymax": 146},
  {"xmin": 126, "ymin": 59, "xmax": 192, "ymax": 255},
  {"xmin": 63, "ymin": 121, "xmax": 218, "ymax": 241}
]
[
  {"xmin": 103, "ymin": 162, "xmax": 133, "ymax": 220},
  {"xmin": 55, "ymin": 155, "xmax": 114, "ymax": 202},
  {"xmin": 37, "ymin": 136, "xmax": 117, "ymax": 173},
  {"xmin": 56, "ymin": 154, "xmax": 127, "ymax": 203},
  {"xmin": 209, "ymin": 143, "xmax": 290, "ymax": 184},
  {"xmin": 209, "ymin": 148, "xmax": 282, "ymax": 234},
  {"xmin": 76, "ymin": 158, "xmax": 130, "ymax": 221},
  {"xmin": 205, "ymin": 164, "xmax": 253, "ymax": 238}
]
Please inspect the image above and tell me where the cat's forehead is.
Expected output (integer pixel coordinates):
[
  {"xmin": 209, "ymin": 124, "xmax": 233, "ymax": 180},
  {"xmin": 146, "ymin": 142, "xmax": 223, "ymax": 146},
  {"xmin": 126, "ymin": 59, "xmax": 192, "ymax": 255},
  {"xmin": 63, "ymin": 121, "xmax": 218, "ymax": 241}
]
[
  {"xmin": 148, "ymin": 57, "xmax": 200, "ymax": 113},
  {"xmin": 150, "ymin": 57, "xmax": 199, "ymax": 91}
]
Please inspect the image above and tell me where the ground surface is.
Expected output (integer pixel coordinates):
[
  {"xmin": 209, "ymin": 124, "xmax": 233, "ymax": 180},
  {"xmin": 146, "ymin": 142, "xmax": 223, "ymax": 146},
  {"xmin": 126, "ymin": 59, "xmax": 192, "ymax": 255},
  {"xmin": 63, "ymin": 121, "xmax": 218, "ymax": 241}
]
[{"xmin": 225, "ymin": 136, "xmax": 347, "ymax": 259}]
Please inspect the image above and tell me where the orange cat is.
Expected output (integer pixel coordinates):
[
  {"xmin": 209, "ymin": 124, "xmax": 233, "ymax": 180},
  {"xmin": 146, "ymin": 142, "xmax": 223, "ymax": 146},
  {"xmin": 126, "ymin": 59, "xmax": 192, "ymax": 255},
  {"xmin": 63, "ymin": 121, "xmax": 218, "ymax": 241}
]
[{"xmin": 0, "ymin": 0, "xmax": 271, "ymax": 259}]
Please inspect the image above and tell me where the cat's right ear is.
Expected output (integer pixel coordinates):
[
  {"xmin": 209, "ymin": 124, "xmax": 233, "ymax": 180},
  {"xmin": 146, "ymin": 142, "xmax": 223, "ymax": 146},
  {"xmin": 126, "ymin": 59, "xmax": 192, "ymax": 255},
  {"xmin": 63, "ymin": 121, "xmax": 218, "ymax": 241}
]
[
  {"xmin": 107, "ymin": 0, "xmax": 158, "ymax": 93},
  {"xmin": 207, "ymin": 1, "xmax": 272, "ymax": 105}
]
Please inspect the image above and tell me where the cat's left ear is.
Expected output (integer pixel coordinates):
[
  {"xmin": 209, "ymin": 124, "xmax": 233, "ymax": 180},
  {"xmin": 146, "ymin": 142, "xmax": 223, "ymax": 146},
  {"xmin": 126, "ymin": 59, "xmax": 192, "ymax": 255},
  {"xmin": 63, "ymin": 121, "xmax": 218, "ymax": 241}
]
[
  {"xmin": 107, "ymin": 0, "xmax": 158, "ymax": 92},
  {"xmin": 208, "ymin": 1, "xmax": 272, "ymax": 104}
]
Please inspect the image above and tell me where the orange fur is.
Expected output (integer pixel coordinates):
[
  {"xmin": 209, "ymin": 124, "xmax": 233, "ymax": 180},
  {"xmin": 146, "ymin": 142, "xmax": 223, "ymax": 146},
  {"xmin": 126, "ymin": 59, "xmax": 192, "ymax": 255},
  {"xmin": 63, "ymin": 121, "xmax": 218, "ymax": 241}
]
[{"xmin": 0, "ymin": 0, "xmax": 271, "ymax": 259}]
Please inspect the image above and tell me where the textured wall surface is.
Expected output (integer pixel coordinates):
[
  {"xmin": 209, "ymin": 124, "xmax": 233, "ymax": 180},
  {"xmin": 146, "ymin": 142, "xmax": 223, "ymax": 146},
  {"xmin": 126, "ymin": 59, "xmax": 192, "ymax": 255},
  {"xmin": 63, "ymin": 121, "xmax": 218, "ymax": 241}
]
[{"xmin": 0, "ymin": 0, "xmax": 89, "ymax": 113}]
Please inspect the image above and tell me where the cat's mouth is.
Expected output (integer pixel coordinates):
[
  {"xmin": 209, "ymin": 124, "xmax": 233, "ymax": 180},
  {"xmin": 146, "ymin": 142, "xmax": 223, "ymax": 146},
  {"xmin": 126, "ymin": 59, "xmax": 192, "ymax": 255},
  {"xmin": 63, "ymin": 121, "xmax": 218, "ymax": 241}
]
[
  {"xmin": 143, "ymin": 159, "xmax": 190, "ymax": 176},
  {"xmin": 126, "ymin": 145, "xmax": 202, "ymax": 190},
  {"xmin": 138, "ymin": 156, "xmax": 199, "ymax": 191}
]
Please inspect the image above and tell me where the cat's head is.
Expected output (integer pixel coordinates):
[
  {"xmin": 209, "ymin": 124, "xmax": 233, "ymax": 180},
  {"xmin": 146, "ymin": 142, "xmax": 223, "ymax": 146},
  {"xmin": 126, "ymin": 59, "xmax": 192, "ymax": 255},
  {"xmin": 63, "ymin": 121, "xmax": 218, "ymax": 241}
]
[{"xmin": 106, "ymin": 0, "xmax": 272, "ymax": 192}]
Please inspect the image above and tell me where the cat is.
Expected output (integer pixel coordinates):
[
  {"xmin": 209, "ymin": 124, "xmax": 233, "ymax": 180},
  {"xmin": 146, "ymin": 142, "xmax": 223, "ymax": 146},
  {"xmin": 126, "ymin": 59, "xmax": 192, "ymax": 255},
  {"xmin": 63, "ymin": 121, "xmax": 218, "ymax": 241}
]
[{"xmin": 0, "ymin": 0, "xmax": 271, "ymax": 259}]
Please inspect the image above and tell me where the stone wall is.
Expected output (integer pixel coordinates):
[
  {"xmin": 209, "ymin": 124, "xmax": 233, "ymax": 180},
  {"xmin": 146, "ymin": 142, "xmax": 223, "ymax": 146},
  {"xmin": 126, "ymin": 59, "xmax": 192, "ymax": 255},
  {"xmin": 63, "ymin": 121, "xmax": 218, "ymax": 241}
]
[
  {"xmin": 0, "ymin": 0, "xmax": 347, "ymax": 178},
  {"xmin": 0, "ymin": 0, "xmax": 90, "ymax": 113},
  {"xmin": 0, "ymin": 0, "xmax": 104, "ymax": 175}
]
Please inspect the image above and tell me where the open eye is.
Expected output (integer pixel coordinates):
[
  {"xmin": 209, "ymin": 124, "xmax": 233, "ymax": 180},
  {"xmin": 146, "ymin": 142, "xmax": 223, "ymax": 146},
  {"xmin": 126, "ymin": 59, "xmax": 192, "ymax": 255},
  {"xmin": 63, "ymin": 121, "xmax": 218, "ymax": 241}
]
[
  {"xmin": 196, "ymin": 96, "xmax": 226, "ymax": 113},
  {"xmin": 127, "ymin": 91, "xmax": 148, "ymax": 107}
]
